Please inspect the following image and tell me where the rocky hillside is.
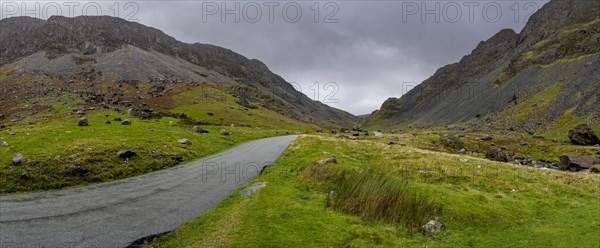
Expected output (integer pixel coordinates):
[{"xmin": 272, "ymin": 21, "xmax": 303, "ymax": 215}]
[
  {"xmin": 0, "ymin": 16, "xmax": 359, "ymax": 127},
  {"xmin": 366, "ymin": 0, "xmax": 600, "ymax": 132}
]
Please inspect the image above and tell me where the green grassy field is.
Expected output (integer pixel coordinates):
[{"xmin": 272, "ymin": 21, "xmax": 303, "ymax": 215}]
[
  {"xmin": 151, "ymin": 135, "xmax": 600, "ymax": 247},
  {"xmin": 0, "ymin": 87, "xmax": 317, "ymax": 194}
]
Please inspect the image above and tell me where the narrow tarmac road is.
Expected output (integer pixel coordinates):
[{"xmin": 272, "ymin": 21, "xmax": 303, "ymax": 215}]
[{"xmin": 0, "ymin": 135, "xmax": 298, "ymax": 247}]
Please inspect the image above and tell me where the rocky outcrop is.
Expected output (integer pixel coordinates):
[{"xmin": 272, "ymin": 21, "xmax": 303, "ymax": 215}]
[
  {"xmin": 485, "ymin": 147, "xmax": 508, "ymax": 162},
  {"xmin": 365, "ymin": 0, "xmax": 600, "ymax": 129},
  {"xmin": 568, "ymin": 124, "xmax": 600, "ymax": 145},
  {"xmin": 560, "ymin": 155, "xmax": 600, "ymax": 171},
  {"xmin": 0, "ymin": 16, "xmax": 359, "ymax": 128}
]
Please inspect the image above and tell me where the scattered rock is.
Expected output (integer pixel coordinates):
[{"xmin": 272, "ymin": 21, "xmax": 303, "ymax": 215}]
[
  {"xmin": 315, "ymin": 157, "xmax": 337, "ymax": 166},
  {"xmin": 78, "ymin": 118, "xmax": 89, "ymax": 126},
  {"xmin": 121, "ymin": 119, "xmax": 131, "ymax": 125},
  {"xmin": 480, "ymin": 136, "xmax": 493, "ymax": 141},
  {"xmin": 240, "ymin": 123, "xmax": 250, "ymax": 127},
  {"xmin": 9, "ymin": 132, "xmax": 16, "ymax": 135},
  {"xmin": 117, "ymin": 150, "xmax": 136, "ymax": 158},
  {"xmin": 447, "ymin": 124, "xmax": 459, "ymax": 130},
  {"xmin": 532, "ymin": 135, "xmax": 545, "ymax": 139},
  {"xmin": 449, "ymin": 184, "xmax": 461, "ymax": 190},
  {"xmin": 458, "ymin": 148, "xmax": 466, "ymax": 154},
  {"xmin": 114, "ymin": 117, "xmax": 122, "ymax": 121},
  {"xmin": 352, "ymin": 132, "xmax": 360, "ymax": 137},
  {"xmin": 521, "ymin": 142, "xmax": 528, "ymax": 146},
  {"xmin": 68, "ymin": 164, "xmax": 90, "ymax": 176},
  {"xmin": 334, "ymin": 134, "xmax": 346, "ymax": 139},
  {"xmin": 485, "ymin": 147, "xmax": 508, "ymax": 162},
  {"xmin": 390, "ymin": 136, "xmax": 399, "ymax": 142},
  {"xmin": 590, "ymin": 166, "xmax": 600, "ymax": 174},
  {"xmin": 0, "ymin": 124, "xmax": 5, "ymax": 129},
  {"xmin": 329, "ymin": 190, "xmax": 337, "ymax": 201},
  {"xmin": 422, "ymin": 218, "xmax": 446, "ymax": 236},
  {"xmin": 349, "ymin": 136, "xmax": 358, "ymax": 140},
  {"xmin": 560, "ymin": 155, "xmax": 600, "ymax": 171},
  {"xmin": 219, "ymin": 130, "xmax": 230, "ymax": 136},
  {"xmin": 0, "ymin": 141, "xmax": 7, "ymax": 147},
  {"xmin": 568, "ymin": 124, "xmax": 600, "ymax": 145},
  {"xmin": 76, "ymin": 109, "xmax": 86, "ymax": 116},
  {"xmin": 0, "ymin": 114, "xmax": 4, "ymax": 120},
  {"xmin": 191, "ymin": 126, "xmax": 209, "ymax": 133},
  {"xmin": 13, "ymin": 154, "xmax": 24, "ymax": 165},
  {"xmin": 172, "ymin": 155, "xmax": 183, "ymax": 163},
  {"xmin": 20, "ymin": 172, "xmax": 31, "ymax": 179},
  {"xmin": 323, "ymin": 152, "xmax": 336, "ymax": 158},
  {"xmin": 178, "ymin": 139, "xmax": 192, "ymax": 145},
  {"xmin": 105, "ymin": 121, "xmax": 111, "ymax": 124},
  {"xmin": 353, "ymin": 167, "xmax": 369, "ymax": 174},
  {"xmin": 593, "ymin": 148, "xmax": 600, "ymax": 155},
  {"xmin": 240, "ymin": 182, "xmax": 267, "ymax": 196}
]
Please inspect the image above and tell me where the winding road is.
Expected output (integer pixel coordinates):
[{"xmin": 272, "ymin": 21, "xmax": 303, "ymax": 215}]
[{"xmin": 0, "ymin": 135, "xmax": 298, "ymax": 248}]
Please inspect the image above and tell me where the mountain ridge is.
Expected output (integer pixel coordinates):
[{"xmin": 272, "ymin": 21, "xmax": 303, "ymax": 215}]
[
  {"xmin": 366, "ymin": 0, "xmax": 600, "ymax": 131},
  {"xmin": 0, "ymin": 15, "xmax": 359, "ymax": 127}
]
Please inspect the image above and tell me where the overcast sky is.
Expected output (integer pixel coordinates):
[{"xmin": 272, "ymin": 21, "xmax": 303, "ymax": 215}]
[{"xmin": 2, "ymin": 0, "xmax": 549, "ymax": 115}]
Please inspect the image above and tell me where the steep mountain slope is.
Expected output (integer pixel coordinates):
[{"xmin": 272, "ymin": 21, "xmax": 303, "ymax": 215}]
[
  {"xmin": 0, "ymin": 16, "xmax": 359, "ymax": 127},
  {"xmin": 366, "ymin": 0, "xmax": 600, "ymax": 131}
]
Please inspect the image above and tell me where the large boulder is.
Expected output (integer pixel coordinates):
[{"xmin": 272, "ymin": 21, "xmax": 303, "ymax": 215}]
[
  {"xmin": 485, "ymin": 147, "xmax": 508, "ymax": 162},
  {"xmin": 568, "ymin": 124, "xmax": 600, "ymax": 145},
  {"xmin": 559, "ymin": 155, "xmax": 600, "ymax": 171}
]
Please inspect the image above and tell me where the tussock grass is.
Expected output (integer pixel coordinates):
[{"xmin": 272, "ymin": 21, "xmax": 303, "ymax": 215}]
[
  {"xmin": 301, "ymin": 157, "xmax": 440, "ymax": 230},
  {"xmin": 328, "ymin": 172, "xmax": 441, "ymax": 230}
]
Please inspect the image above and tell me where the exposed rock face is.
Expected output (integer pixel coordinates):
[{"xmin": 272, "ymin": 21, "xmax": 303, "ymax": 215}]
[
  {"xmin": 560, "ymin": 155, "xmax": 600, "ymax": 171},
  {"xmin": 365, "ymin": 0, "xmax": 600, "ymax": 128},
  {"xmin": 485, "ymin": 147, "xmax": 508, "ymax": 162},
  {"xmin": 0, "ymin": 15, "xmax": 359, "ymax": 128},
  {"xmin": 568, "ymin": 124, "xmax": 600, "ymax": 145}
]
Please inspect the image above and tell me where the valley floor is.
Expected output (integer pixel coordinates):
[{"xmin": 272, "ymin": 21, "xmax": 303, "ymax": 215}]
[{"xmin": 150, "ymin": 135, "xmax": 600, "ymax": 248}]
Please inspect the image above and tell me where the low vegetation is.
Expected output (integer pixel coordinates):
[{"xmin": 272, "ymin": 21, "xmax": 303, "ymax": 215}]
[
  {"xmin": 150, "ymin": 135, "xmax": 600, "ymax": 247},
  {"xmin": 0, "ymin": 85, "xmax": 317, "ymax": 194}
]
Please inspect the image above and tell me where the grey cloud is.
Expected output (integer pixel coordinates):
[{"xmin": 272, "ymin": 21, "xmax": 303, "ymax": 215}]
[{"xmin": 2, "ymin": 0, "xmax": 549, "ymax": 115}]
